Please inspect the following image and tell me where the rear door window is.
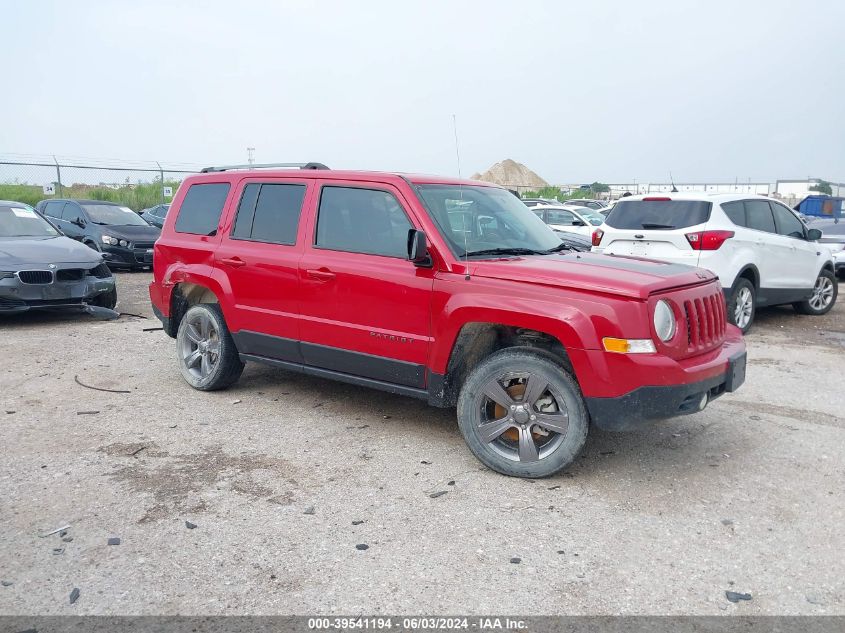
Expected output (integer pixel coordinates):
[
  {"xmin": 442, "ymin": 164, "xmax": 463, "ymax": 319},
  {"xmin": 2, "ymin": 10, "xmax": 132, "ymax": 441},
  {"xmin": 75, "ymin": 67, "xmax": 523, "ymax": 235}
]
[
  {"xmin": 721, "ymin": 201, "xmax": 746, "ymax": 227},
  {"xmin": 605, "ymin": 200, "xmax": 711, "ymax": 230},
  {"xmin": 770, "ymin": 202, "xmax": 805, "ymax": 239},
  {"xmin": 231, "ymin": 183, "xmax": 306, "ymax": 245},
  {"xmin": 743, "ymin": 200, "xmax": 776, "ymax": 233},
  {"xmin": 174, "ymin": 183, "xmax": 231, "ymax": 235}
]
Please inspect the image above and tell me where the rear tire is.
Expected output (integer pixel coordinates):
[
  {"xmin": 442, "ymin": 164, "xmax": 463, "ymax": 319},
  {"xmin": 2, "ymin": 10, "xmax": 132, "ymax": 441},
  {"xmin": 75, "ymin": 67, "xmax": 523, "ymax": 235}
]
[
  {"xmin": 456, "ymin": 348, "xmax": 588, "ymax": 478},
  {"xmin": 727, "ymin": 278, "xmax": 755, "ymax": 334},
  {"xmin": 793, "ymin": 269, "xmax": 838, "ymax": 315},
  {"xmin": 176, "ymin": 304, "xmax": 244, "ymax": 391}
]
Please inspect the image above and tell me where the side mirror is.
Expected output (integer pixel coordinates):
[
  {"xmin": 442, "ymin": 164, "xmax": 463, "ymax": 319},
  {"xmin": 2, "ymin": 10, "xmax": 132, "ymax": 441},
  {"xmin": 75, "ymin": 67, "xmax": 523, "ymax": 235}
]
[
  {"xmin": 572, "ymin": 219, "xmax": 585, "ymax": 226},
  {"xmin": 73, "ymin": 217, "xmax": 86, "ymax": 228},
  {"xmin": 407, "ymin": 229, "xmax": 431, "ymax": 267},
  {"xmin": 807, "ymin": 228, "xmax": 822, "ymax": 241}
]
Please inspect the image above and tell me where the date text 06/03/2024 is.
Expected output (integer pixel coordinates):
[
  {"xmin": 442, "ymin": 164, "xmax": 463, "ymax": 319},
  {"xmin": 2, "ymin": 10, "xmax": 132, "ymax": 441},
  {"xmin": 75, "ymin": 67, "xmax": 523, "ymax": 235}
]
[{"xmin": 307, "ymin": 617, "xmax": 527, "ymax": 630}]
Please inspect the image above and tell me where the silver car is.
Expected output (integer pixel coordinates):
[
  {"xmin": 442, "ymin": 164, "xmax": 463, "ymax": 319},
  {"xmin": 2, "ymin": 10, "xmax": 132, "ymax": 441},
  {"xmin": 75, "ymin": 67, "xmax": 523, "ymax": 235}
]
[{"xmin": 0, "ymin": 201, "xmax": 116, "ymax": 313}]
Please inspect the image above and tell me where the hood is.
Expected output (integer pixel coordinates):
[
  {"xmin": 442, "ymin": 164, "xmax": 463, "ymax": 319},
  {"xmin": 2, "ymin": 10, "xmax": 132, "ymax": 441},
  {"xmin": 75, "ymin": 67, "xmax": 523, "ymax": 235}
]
[
  {"xmin": 0, "ymin": 236, "xmax": 102, "ymax": 268},
  {"xmin": 99, "ymin": 224, "xmax": 161, "ymax": 241},
  {"xmin": 469, "ymin": 252, "xmax": 716, "ymax": 300}
]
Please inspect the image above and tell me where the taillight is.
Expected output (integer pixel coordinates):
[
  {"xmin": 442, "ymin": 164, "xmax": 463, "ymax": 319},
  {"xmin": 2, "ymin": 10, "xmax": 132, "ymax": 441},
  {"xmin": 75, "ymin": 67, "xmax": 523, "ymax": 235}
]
[
  {"xmin": 685, "ymin": 230, "xmax": 734, "ymax": 251},
  {"xmin": 592, "ymin": 229, "xmax": 604, "ymax": 247}
]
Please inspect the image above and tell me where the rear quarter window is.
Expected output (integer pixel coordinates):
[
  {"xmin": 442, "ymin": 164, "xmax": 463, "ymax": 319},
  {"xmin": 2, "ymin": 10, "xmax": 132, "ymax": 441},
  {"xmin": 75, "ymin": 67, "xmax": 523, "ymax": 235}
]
[
  {"xmin": 721, "ymin": 201, "xmax": 746, "ymax": 227},
  {"xmin": 605, "ymin": 200, "xmax": 712, "ymax": 230},
  {"xmin": 174, "ymin": 183, "xmax": 231, "ymax": 235}
]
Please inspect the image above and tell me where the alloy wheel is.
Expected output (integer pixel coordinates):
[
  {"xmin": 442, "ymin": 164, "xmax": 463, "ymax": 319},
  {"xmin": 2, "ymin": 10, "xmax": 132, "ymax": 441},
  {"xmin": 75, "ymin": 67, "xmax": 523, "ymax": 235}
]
[
  {"xmin": 809, "ymin": 275, "xmax": 834, "ymax": 311},
  {"xmin": 179, "ymin": 311, "xmax": 221, "ymax": 380},
  {"xmin": 475, "ymin": 371, "xmax": 570, "ymax": 463},
  {"xmin": 734, "ymin": 287, "xmax": 753, "ymax": 329}
]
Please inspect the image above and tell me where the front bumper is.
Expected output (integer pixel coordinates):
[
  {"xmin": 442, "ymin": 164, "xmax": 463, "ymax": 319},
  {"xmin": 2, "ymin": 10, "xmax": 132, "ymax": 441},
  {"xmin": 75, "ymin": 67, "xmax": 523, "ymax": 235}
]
[
  {"xmin": 0, "ymin": 269, "xmax": 115, "ymax": 313},
  {"xmin": 572, "ymin": 327, "xmax": 746, "ymax": 431},
  {"xmin": 585, "ymin": 350, "xmax": 746, "ymax": 430},
  {"xmin": 101, "ymin": 244, "xmax": 154, "ymax": 268}
]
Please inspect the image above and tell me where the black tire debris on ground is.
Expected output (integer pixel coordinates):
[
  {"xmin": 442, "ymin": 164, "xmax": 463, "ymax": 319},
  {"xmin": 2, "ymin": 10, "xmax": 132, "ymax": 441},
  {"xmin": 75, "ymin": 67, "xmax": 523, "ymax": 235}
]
[{"xmin": 725, "ymin": 591, "xmax": 753, "ymax": 603}]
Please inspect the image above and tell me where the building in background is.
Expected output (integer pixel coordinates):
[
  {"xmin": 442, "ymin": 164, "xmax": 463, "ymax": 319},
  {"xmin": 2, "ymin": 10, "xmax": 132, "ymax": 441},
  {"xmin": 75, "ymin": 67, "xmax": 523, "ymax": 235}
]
[{"xmin": 605, "ymin": 182, "xmax": 770, "ymax": 197}]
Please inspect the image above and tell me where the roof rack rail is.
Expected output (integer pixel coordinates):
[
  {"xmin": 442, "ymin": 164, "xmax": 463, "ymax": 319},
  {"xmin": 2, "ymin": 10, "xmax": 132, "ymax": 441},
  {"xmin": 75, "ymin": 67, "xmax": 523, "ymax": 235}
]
[{"xmin": 200, "ymin": 162, "xmax": 330, "ymax": 173}]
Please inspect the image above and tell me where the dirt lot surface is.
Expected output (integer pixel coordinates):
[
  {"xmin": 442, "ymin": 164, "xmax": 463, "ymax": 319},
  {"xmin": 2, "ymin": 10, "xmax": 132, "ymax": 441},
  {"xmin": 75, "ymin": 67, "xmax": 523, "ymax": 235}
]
[{"xmin": 1, "ymin": 272, "xmax": 843, "ymax": 615}]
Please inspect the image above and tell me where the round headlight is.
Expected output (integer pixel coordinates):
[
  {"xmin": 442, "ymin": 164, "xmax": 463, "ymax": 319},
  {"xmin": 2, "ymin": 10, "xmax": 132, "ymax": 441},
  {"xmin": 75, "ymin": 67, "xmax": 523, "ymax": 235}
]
[
  {"xmin": 119, "ymin": 239, "xmax": 129, "ymax": 247},
  {"xmin": 653, "ymin": 300, "xmax": 676, "ymax": 342},
  {"xmin": 101, "ymin": 235, "xmax": 115, "ymax": 245}
]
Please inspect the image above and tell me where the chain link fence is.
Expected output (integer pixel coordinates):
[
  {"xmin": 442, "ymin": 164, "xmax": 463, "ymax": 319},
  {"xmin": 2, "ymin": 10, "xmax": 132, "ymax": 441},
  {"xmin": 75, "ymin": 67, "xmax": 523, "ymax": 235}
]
[{"xmin": 0, "ymin": 154, "xmax": 205, "ymax": 211}]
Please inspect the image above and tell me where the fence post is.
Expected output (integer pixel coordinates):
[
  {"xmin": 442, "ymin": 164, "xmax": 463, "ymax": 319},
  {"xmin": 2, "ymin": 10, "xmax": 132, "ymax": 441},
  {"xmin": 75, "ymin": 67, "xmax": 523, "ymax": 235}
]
[
  {"xmin": 156, "ymin": 161, "xmax": 165, "ymax": 204},
  {"xmin": 52, "ymin": 155, "xmax": 63, "ymax": 196}
]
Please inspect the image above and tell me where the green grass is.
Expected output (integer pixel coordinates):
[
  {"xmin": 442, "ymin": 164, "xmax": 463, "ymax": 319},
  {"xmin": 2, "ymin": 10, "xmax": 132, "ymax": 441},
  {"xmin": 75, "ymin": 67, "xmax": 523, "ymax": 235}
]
[{"xmin": 0, "ymin": 180, "xmax": 184, "ymax": 211}]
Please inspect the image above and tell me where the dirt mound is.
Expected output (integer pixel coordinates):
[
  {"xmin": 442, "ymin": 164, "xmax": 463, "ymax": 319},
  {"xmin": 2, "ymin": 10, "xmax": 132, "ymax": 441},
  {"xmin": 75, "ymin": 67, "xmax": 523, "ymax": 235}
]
[{"xmin": 471, "ymin": 159, "xmax": 549, "ymax": 189}]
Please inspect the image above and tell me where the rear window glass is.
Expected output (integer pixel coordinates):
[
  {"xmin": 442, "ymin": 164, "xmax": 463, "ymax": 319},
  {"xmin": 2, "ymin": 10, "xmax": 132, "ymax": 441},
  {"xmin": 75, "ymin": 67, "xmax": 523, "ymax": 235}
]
[
  {"xmin": 174, "ymin": 183, "xmax": 231, "ymax": 235},
  {"xmin": 605, "ymin": 200, "xmax": 711, "ymax": 230}
]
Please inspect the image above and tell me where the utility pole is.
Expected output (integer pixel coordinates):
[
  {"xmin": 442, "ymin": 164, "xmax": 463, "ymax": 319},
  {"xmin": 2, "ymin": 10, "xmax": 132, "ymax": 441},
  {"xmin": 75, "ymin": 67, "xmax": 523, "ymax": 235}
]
[{"xmin": 247, "ymin": 147, "xmax": 255, "ymax": 165}]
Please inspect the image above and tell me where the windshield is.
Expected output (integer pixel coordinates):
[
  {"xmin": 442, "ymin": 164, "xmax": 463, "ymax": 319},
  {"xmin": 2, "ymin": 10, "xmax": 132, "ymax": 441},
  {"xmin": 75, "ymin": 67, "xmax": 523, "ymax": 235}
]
[
  {"xmin": 605, "ymin": 199, "xmax": 712, "ymax": 230},
  {"xmin": 0, "ymin": 204, "xmax": 61, "ymax": 237},
  {"xmin": 416, "ymin": 185, "xmax": 561, "ymax": 257},
  {"xmin": 82, "ymin": 204, "xmax": 149, "ymax": 226}
]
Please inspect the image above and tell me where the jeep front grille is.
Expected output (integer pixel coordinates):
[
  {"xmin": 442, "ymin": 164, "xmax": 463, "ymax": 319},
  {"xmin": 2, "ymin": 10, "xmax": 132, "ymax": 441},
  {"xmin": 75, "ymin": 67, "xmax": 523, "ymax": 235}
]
[{"xmin": 683, "ymin": 292, "xmax": 727, "ymax": 352}]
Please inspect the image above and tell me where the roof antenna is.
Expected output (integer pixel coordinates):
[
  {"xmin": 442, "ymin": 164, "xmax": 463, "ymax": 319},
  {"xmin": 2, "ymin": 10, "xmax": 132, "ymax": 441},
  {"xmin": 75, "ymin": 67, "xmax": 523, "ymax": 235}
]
[
  {"xmin": 670, "ymin": 170, "xmax": 678, "ymax": 193},
  {"xmin": 453, "ymin": 114, "xmax": 470, "ymax": 280}
]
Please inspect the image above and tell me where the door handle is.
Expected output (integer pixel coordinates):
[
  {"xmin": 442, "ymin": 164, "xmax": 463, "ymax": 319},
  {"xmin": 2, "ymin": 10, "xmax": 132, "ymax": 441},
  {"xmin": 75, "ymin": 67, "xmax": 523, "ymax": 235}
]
[
  {"xmin": 220, "ymin": 257, "xmax": 246, "ymax": 268},
  {"xmin": 306, "ymin": 268, "xmax": 336, "ymax": 281}
]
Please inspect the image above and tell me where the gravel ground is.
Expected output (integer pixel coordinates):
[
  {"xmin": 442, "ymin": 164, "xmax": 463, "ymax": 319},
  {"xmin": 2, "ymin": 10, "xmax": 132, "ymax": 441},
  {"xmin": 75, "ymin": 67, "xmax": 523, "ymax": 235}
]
[{"xmin": 1, "ymin": 271, "xmax": 843, "ymax": 615}]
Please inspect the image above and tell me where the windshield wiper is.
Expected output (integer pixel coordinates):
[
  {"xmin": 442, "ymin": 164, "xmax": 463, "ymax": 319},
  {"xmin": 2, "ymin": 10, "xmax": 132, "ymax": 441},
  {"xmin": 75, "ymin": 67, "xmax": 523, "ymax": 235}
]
[
  {"xmin": 459, "ymin": 247, "xmax": 545, "ymax": 258},
  {"xmin": 544, "ymin": 243, "xmax": 574, "ymax": 253},
  {"xmin": 640, "ymin": 223, "xmax": 675, "ymax": 229}
]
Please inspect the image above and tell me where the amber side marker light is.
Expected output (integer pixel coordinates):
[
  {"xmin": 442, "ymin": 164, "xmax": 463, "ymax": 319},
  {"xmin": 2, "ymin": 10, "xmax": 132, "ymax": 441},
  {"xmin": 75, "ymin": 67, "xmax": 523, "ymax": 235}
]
[{"xmin": 602, "ymin": 337, "xmax": 656, "ymax": 354}]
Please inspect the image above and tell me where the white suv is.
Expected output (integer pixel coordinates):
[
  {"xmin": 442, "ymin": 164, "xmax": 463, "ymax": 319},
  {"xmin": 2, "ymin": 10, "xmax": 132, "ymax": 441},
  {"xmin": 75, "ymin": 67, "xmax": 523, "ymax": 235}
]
[
  {"xmin": 531, "ymin": 205, "xmax": 606, "ymax": 237},
  {"xmin": 592, "ymin": 193, "xmax": 838, "ymax": 332}
]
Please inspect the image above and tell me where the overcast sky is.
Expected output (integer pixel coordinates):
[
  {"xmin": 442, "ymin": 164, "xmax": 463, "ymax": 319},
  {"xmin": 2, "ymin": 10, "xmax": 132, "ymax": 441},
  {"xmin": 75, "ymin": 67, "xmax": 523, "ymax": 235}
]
[{"xmin": 3, "ymin": 0, "xmax": 843, "ymax": 183}]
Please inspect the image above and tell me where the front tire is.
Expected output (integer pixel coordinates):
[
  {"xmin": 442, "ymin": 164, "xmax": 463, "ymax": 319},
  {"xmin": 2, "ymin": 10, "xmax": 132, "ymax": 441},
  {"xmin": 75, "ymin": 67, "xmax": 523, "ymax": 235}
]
[
  {"xmin": 727, "ymin": 278, "xmax": 756, "ymax": 333},
  {"xmin": 456, "ymin": 348, "xmax": 588, "ymax": 478},
  {"xmin": 793, "ymin": 269, "xmax": 838, "ymax": 315},
  {"xmin": 176, "ymin": 304, "xmax": 244, "ymax": 391}
]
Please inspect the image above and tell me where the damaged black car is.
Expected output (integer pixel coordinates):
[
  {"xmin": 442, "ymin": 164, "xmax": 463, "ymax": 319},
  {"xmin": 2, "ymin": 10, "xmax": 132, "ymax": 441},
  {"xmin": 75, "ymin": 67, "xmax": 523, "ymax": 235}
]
[{"xmin": 0, "ymin": 201, "xmax": 117, "ymax": 313}]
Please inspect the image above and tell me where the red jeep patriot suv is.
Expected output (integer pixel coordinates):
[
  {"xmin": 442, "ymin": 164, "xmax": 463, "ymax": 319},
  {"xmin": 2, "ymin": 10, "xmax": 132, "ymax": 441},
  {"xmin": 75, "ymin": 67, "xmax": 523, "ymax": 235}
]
[{"xmin": 150, "ymin": 163, "xmax": 746, "ymax": 478}]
